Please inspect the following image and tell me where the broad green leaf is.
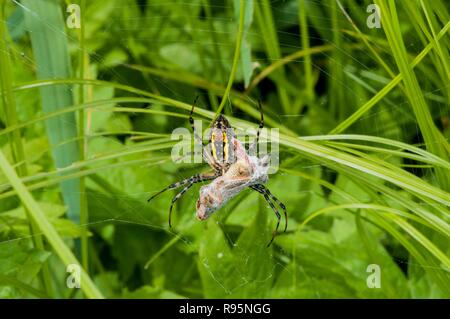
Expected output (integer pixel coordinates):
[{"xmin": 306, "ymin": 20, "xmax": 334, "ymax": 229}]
[{"xmin": 22, "ymin": 0, "xmax": 80, "ymax": 223}]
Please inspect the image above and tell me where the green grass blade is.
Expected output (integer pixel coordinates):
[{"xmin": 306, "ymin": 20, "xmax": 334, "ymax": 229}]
[
  {"xmin": 298, "ymin": 0, "xmax": 314, "ymax": 103},
  {"xmin": 376, "ymin": 0, "xmax": 449, "ymax": 190},
  {"xmin": 77, "ymin": 0, "xmax": 89, "ymax": 272},
  {"xmin": 0, "ymin": 150, "xmax": 103, "ymax": 299},
  {"xmin": 22, "ymin": 0, "xmax": 80, "ymax": 223},
  {"xmin": 330, "ymin": 19, "xmax": 450, "ymax": 135}
]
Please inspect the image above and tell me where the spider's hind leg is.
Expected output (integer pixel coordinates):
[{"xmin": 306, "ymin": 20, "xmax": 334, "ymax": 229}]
[
  {"xmin": 255, "ymin": 184, "xmax": 287, "ymax": 232},
  {"xmin": 250, "ymin": 184, "xmax": 287, "ymax": 246},
  {"xmin": 168, "ymin": 182, "xmax": 194, "ymax": 228}
]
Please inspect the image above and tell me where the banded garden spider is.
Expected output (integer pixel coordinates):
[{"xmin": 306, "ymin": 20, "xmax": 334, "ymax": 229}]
[{"xmin": 147, "ymin": 98, "xmax": 287, "ymax": 246}]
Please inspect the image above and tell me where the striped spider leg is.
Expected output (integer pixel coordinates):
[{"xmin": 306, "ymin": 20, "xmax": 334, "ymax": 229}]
[
  {"xmin": 248, "ymin": 100, "xmax": 264, "ymax": 157},
  {"xmin": 189, "ymin": 96, "xmax": 220, "ymax": 171},
  {"xmin": 245, "ymin": 102, "xmax": 287, "ymax": 245},
  {"xmin": 250, "ymin": 184, "xmax": 288, "ymax": 246}
]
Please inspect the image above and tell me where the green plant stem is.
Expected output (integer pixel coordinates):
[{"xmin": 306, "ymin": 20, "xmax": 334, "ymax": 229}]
[
  {"xmin": 246, "ymin": 44, "xmax": 334, "ymax": 92},
  {"xmin": 77, "ymin": 0, "xmax": 89, "ymax": 275},
  {"xmin": 335, "ymin": 0, "xmax": 398, "ymax": 81},
  {"xmin": 330, "ymin": 0, "xmax": 345, "ymax": 120},
  {"xmin": 0, "ymin": 150, "xmax": 104, "ymax": 299},
  {"xmin": 213, "ymin": 0, "xmax": 245, "ymax": 122},
  {"xmin": 298, "ymin": 0, "xmax": 314, "ymax": 103}
]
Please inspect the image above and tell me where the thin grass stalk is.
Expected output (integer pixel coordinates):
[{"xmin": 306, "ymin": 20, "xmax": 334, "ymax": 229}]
[
  {"xmin": 335, "ymin": 0, "xmax": 400, "ymax": 82},
  {"xmin": 202, "ymin": 0, "xmax": 226, "ymax": 84},
  {"xmin": 419, "ymin": 0, "xmax": 450, "ymax": 80},
  {"xmin": 376, "ymin": 0, "xmax": 449, "ymax": 191},
  {"xmin": 254, "ymin": 0, "xmax": 291, "ymax": 112},
  {"xmin": 330, "ymin": 0, "xmax": 345, "ymax": 120},
  {"xmin": 419, "ymin": 0, "xmax": 450, "ymax": 100},
  {"xmin": 298, "ymin": 0, "xmax": 314, "ymax": 105},
  {"xmin": 213, "ymin": 0, "xmax": 245, "ymax": 120},
  {"xmin": 330, "ymin": 19, "xmax": 450, "ymax": 134},
  {"xmin": 77, "ymin": 0, "xmax": 89, "ymax": 273}
]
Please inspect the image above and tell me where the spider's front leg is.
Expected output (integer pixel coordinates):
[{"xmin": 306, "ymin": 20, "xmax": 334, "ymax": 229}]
[
  {"xmin": 147, "ymin": 172, "xmax": 218, "ymax": 227},
  {"xmin": 189, "ymin": 96, "xmax": 204, "ymax": 147}
]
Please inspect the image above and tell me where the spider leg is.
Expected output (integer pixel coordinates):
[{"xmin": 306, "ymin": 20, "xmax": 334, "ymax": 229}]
[
  {"xmin": 265, "ymin": 195, "xmax": 280, "ymax": 247},
  {"xmin": 189, "ymin": 96, "xmax": 204, "ymax": 146},
  {"xmin": 250, "ymin": 184, "xmax": 287, "ymax": 246},
  {"xmin": 189, "ymin": 97, "xmax": 220, "ymax": 171},
  {"xmin": 168, "ymin": 182, "xmax": 194, "ymax": 228},
  {"xmin": 147, "ymin": 172, "xmax": 216, "ymax": 203},
  {"xmin": 250, "ymin": 185, "xmax": 280, "ymax": 247},
  {"xmin": 248, "ymin": 100, "xmax": 264, "ymax": 156},
  {"xmin": 253, "ymin": 184, "xmax": 287, "ymax": 232},
  {"xmin": 256, "ymin": 100, "xmax": 264, "ymax": 152}
]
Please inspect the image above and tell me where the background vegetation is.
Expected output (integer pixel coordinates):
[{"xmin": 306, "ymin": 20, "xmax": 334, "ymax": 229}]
[{"xmin": 0, "ymin": 0, "xmax": 449, "ymax": 298}]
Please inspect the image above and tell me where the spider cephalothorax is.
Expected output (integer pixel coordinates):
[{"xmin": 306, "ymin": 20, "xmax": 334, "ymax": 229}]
[{"xmin": 148, "ymin": 98, "xmax": 287, "ymax": 246}]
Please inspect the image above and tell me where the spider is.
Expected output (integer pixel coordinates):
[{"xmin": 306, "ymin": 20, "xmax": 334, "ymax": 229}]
[{"xmin": 147, "ymin": 97, "xmax": 287, "ymax": 246}]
